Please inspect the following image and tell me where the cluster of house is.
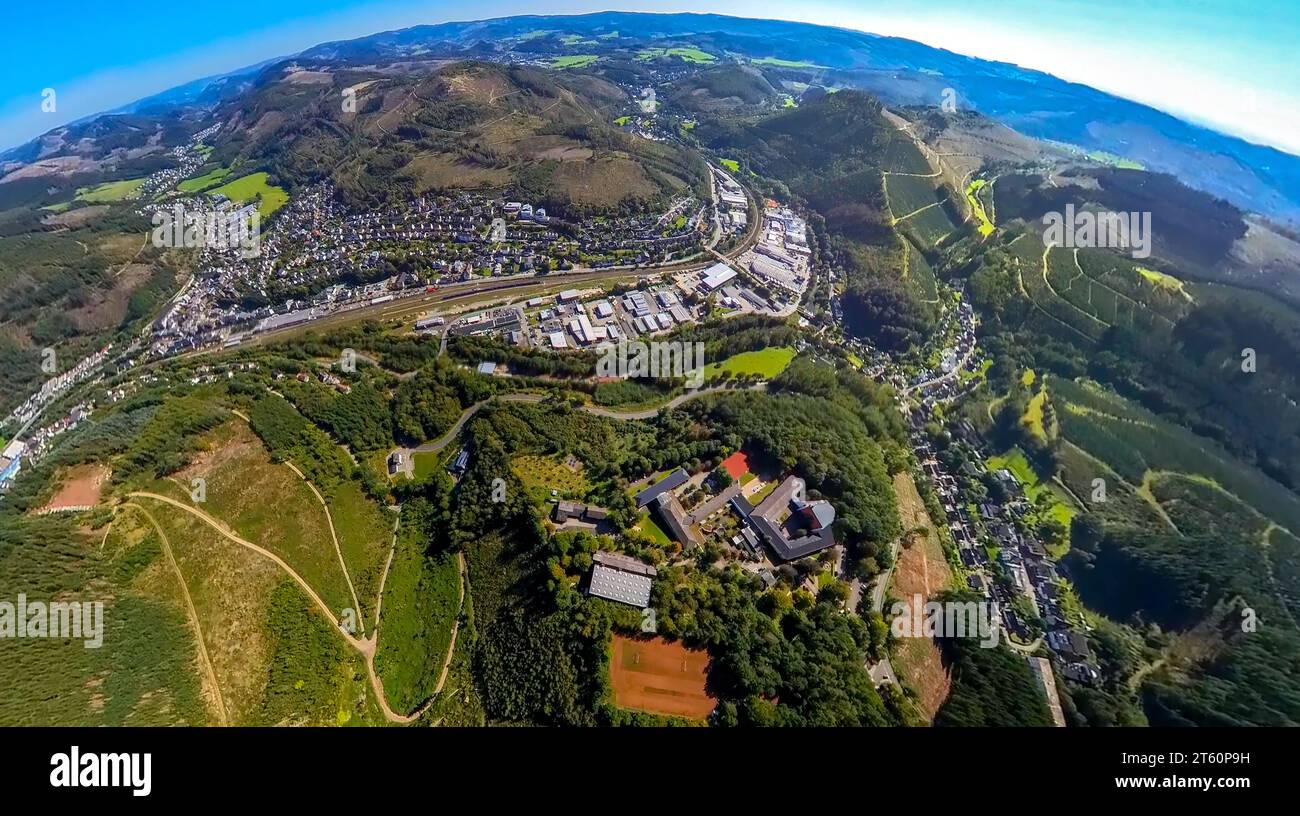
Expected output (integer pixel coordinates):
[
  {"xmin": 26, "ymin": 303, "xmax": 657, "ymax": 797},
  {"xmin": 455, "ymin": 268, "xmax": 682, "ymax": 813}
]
[
  {"xmin": 908, "ymin": 411, "xmax": 1101, "ymax": 686},
  {"xmin": 0, "ymin": 439, "xmax": 25, "ymax": 491},
  {"xmin": 568, "ymin": 194, "xmax": 706, "ymax": 266},
  {"xmin": 136, "ymin": 125, "xmax": 220, "ymax": 200},
  {"xmin": 0, "ymin": 397, "xmax": 98, "ymax": 495},
  {"xmin": 148, "ymin": 179, "xmax": 709, "ymax": 358},
  {"xmin": 1, "ymin": 345, "xmax": 112, "ymax": 433},
  {"xmin": 907, "ymin": 297, "xmax": 978, "ymax": 402}
]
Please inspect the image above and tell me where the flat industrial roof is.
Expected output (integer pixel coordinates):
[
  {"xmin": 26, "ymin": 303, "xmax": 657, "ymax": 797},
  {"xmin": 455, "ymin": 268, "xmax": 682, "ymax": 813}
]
[{"xmin": 589, "ymin": 562, "xmax": 654, "ymax": 608}]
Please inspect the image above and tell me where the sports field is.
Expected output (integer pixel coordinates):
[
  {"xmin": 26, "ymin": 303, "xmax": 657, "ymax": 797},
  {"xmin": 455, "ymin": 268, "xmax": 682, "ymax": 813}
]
[{"xmin": 609, "ymin": 635, "xmax": 714, "ymax": 719}]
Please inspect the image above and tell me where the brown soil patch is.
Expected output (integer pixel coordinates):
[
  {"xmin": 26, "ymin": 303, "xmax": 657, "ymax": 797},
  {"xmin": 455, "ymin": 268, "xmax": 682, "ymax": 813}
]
[
  {"xmin": 41, "ymin": 464, "xmax": 110, "ymax": 512},
  {"xmin": 41, "ymin": 205, "xmax": 110, "ymax": 228},
  {"xmin": 887, "ymin": 472, "xmax": 953, "ymax": 721},
  {"xmin": 69, "ymin": 262, "xmax": 155, "ymax": 331},
  {"xmin": 444, "ymin": 69, "xmax": 515, "ymax": 104},
  {"xmin": 0, "ymin": 155, "xmax": 100, "ymax": 182},
  {"xmin": 283, "ymin": 69, "xmax": 333, "ymax": 85},
  {"xmin": 552, "ymin": 156, "xmax": 658, "ymax": 208},
  {"xmin": 536, "ymin": 146, "xmax": 594, "ymax": 162},
  {"xmin": 175, "ymin": 420, "xmax": 259, "ymax": 481},
  {"xmin": 95, "ymin": 232, "xmax": 144, "ymax": 264},
  {"xmin": 609, "ymin": 634, "xmax": 714, "ymax": 720},
  {"xmin": 403, "ymin": 153, "xmax": 510, "ymax": 193}
]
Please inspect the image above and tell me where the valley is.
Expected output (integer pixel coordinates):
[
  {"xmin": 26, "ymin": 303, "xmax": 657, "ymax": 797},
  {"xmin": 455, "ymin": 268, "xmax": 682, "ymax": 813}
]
[{"xmin": 1, "ymin": 9, "xmax": 1298, "ymax": 734}]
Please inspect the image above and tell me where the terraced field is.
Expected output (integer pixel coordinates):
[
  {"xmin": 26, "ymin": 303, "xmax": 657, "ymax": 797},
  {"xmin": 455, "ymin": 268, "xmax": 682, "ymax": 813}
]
[
  {"xmin": 904, "ymin": 202, "xmax": 960, "ymax": 248},
  {"xmin": 905, "ymin": 243, "xmax": 940, "ymax": 303},
  {"xmin": 887, "ymin": 174, "xmax": 943, "ymax": 220},
  {"xmin": 880, "ymin": 135, "xmax": 933, "ymax": 175},
  {"xmin": 1048, "ymin": 375, "xmax": 1300, "ymax": 535},
  {"xmin": 1010, "ymin": 234, "xmax": 1195, "ymax": 342}
]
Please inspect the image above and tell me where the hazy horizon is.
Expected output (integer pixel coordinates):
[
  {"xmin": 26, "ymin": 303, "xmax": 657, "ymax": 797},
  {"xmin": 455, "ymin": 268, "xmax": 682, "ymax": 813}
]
[{"xmin": 2, "ymin": 1, "xmax": 1296, "ymax": 157}]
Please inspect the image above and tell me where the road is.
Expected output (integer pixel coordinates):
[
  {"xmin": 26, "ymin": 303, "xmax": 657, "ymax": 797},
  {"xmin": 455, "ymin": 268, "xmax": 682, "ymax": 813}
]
[{"xmin": 395, "ymin": 383, "xmax": 761, "ymax": 463}]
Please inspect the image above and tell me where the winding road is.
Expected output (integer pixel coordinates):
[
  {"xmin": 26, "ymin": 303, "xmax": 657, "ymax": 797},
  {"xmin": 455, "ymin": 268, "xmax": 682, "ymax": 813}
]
[{"xmin": 397, "ymin": 383, "xmax": 760, "ymax": 461}]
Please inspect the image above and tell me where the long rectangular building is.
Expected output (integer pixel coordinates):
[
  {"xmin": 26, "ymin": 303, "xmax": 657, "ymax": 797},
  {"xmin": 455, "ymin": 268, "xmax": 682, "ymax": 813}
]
[
  {"xmin": 588, "ymin": 551, "xmax": 658, "ymax": 608},
  {"xmin": 635, "ymin": 469, "xmax": 689, "ymax": 507}
]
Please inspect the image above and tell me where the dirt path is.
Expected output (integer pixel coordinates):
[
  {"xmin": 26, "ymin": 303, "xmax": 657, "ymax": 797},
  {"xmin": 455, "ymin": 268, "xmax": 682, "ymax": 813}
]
[
  {"xmin": 128, "ymin": 491, "xmax": 448, "ymax": 724},
  {"xmin": 282, "ymin": 460, "xmax": 365, "ymax": 634},
  {"xmin": 230, "ymin": 406, "xmax": 366, "ymax": 631},
  {"xmin": 128, "ymin": 491, "xmax": 368, "ymax": 651},
  {"xmin": 124, "ymin": 502, "xmax": 230, "ymax": 726},
  {"xmin": 372, "ymin": 512, "xmax": 401, "ymax": 632}
]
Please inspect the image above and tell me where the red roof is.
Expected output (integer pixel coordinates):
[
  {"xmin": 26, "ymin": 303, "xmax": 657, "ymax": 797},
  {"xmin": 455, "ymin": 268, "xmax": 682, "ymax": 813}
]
[{"xmin": 721, "ymin": 451, "xmax": 750, "ymax": 480}]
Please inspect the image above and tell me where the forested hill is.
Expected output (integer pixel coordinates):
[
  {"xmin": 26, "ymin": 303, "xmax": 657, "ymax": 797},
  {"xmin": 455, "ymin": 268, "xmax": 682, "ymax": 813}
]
[{"xmin": 208, "ymin": 60, "xmax": 705, "ymax": 215}]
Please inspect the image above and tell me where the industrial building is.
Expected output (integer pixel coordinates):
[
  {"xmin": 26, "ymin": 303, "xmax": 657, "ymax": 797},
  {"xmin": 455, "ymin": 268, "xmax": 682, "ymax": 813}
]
[{"xmin": 587, "ymin": 551, "xmax": 658, "ymax": 608}]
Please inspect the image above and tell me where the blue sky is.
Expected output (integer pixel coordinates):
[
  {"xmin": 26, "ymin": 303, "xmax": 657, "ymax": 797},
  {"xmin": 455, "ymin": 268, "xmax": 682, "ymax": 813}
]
[{"xmin": 3, "ymin": 1, "xmax": 1296, "ymax": 154}]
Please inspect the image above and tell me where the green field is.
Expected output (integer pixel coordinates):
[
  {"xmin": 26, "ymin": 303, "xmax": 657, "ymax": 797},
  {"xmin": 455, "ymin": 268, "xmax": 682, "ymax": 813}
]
[
  {"xmin": 75, "ymin": 178, "xmax": 147, "ymax": 203},
  {"xmin": 901, "ymin": 202, "xmax": 959, "ymax": 249},
  {"xmin": 1050, "ymin": 375, "xmax": 1300, "ymax": 533},
  {"xmin": 703, "ymin": 347, "xmax": 796, "ymax": 381},
  {"xmin": 372, "ymin": 530, "xmax": 461, "ymax": 714},
  {"xmin": 552, "ymin": 54, "xmax": 599, "ymax": 69},
  {"xmin": 326, "ymin": 479, "xmax": 394, "ymax": 624},
  {"xmin": 965, "ymin": 179, "xmax": 995, "ymax": 237},
  {"xmin": 719, "ymin": 158, "xmax": 740, "ymax": 173},
  {"xmin": 1085, "ymin": 150, "xmax": 1145, "ymax": 170},
  {"xmin": 412, "ymin": 451, "xmax": 442, "ymax": 481},
  {"xmin": 513, "ymin": 453, "xmax": 590, "ymax": 504},
  {"xmin": 1014, "ymin": 235, "xmax": 1195, "ymax": 343},
  {"xmin": 752, "ymin": 56, "xmax": 822, "ymax": 68},
  {"xmin": 177, "ymin": 166, "xmax": 232, "ymax": 194},
  {"xmin": 635, "ymin": 511, "xmax": 672, "ymax": 545},
  {"xmin": 1022, "ymin": 388, "xmax": 1048, "ymax": 442},
  {"xmin": 209, "ymin": 172, "xmax": 289, "ymax": 218},
  {"xmin": 160, "ymin": 421, "xmax": 355, "ymax": 618},
  {"xmin": 987, "ymin": 446, "xmax": 1076, "ymax": 529},
  {"xmin": 637, "ymin": 46, "xmax": 715, "ymax": 63},
  {"xmin": 880, "ymin": 136, "xmax": 932, "ymax": 175},
  {"xmin": 887, "ymin": 174, "xmax": 942, "ymax": 219},
  {"xmin": 1136, "ymin": 266, "xmax": 1192, "ymax": 300},
  {"xmin": 614, "ymin": 115, "xmax": 631, "ymax": 126}
]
